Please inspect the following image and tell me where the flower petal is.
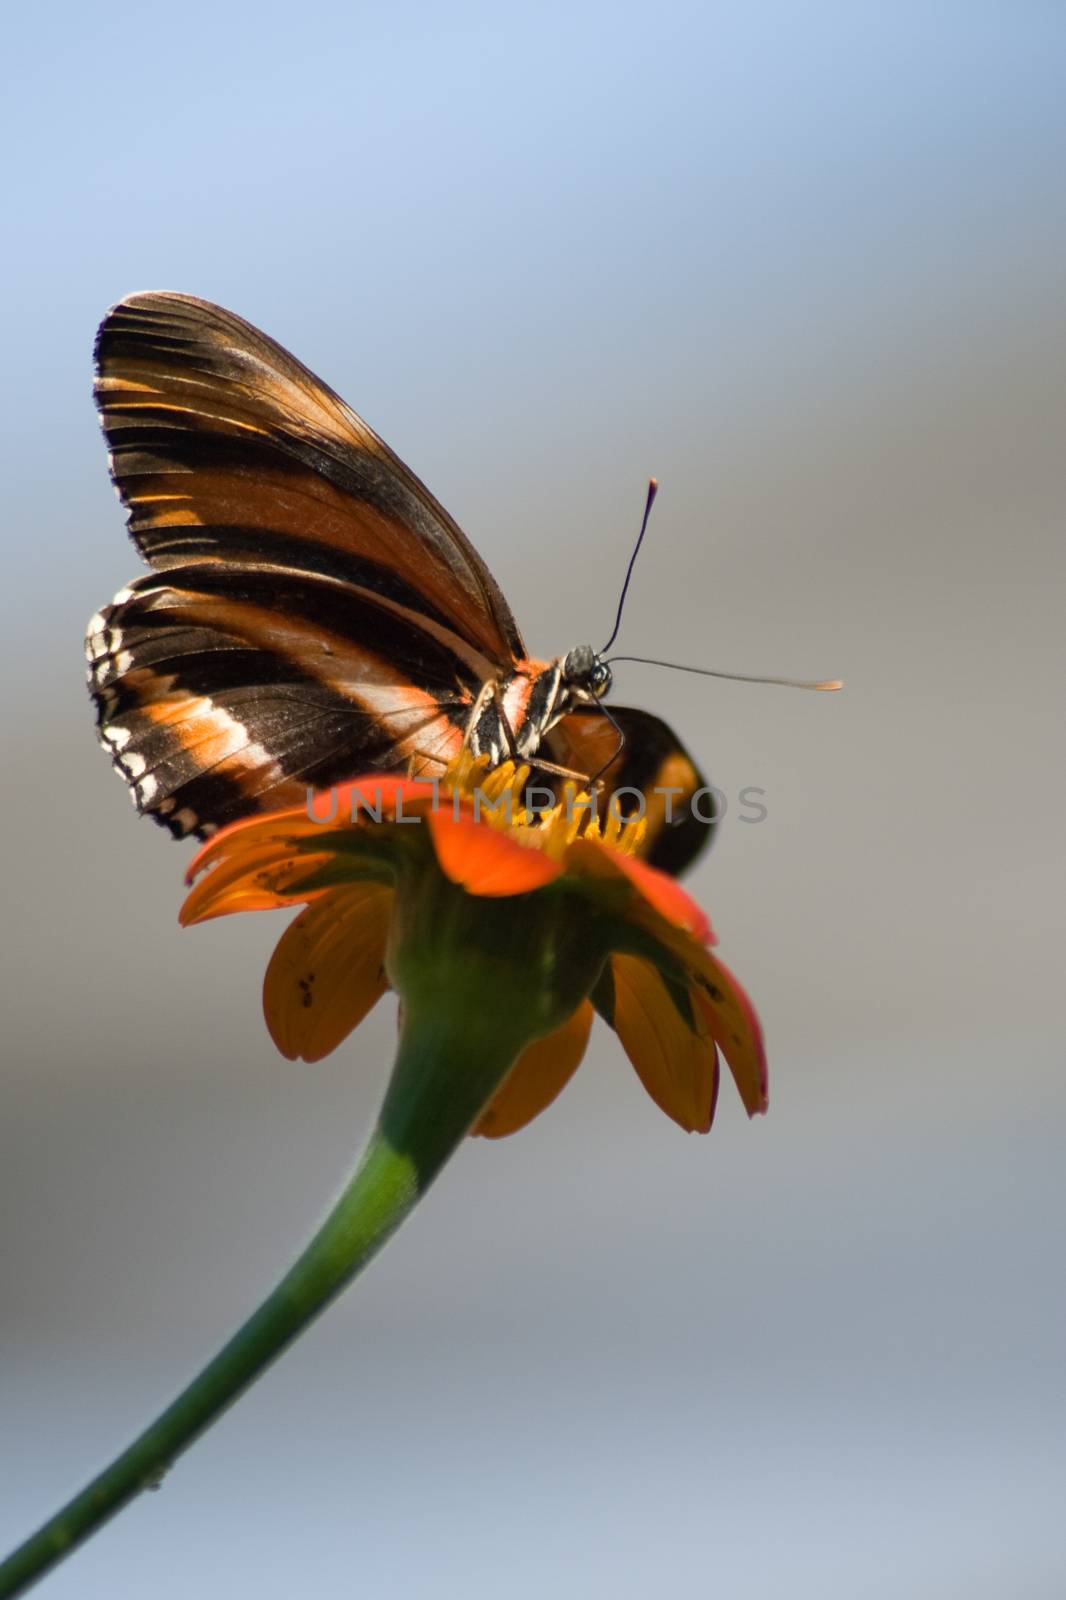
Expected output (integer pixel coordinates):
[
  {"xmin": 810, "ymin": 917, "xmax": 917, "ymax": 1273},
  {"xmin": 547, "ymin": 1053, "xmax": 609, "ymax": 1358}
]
[
  {"xmin": 565, "ymin": 838, "xmax": 714, "ymax": 943},
  {"xmin": 180, "ymin": 842, "xmax": 335, "ymax": 925},
  {"xmin": 428, "ymin": 809, "xmax": 563, "ymax": 896},
  {"xmin": 689, "ymin": 950, "xmax": 768, "ymax": 1116},
  {"xmin": 184, "ymin": 778, "xmax": 438, "ymax": 890},
  {"xmin": 601, "ymin": 953, "xmax": 719, "ymax": 1133},
  {"xmin": 471, "ymin": 1000, "xmax": 594, "ymax": 1138},
  {"xmin": 263, "ymin": 884, "xmax": 392, "ymax": 1062},
  {"xmin": 185, "ymin": 808, "xmax": 328, "ymax": 887}
]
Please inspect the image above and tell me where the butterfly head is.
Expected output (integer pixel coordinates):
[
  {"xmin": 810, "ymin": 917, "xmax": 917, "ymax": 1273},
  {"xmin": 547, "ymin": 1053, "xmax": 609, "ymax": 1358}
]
[{"xmin": 562, "ymin": 645, "xmax": 612, "ymax": 703}]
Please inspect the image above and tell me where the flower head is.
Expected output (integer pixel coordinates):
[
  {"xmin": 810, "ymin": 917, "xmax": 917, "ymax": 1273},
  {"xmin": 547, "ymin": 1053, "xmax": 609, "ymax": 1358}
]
[{"xmin": 181, "ymin": 754, "xmax": 766, "ymax": 1137}]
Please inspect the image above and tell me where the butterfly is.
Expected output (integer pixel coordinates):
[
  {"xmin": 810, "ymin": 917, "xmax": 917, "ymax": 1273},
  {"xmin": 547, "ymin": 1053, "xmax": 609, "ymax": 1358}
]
[{"xmin": 86, "ymin": 292, "xmax": 714, "ymax": 875}]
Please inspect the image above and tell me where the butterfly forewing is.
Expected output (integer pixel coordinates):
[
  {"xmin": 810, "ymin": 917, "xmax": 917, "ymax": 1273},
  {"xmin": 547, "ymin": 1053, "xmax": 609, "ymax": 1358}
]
[
  {"xmin": 90, "ymin": 292, "xmax": 524, "ymax": 835},
  {"xmin": 96, "ymin": 293, "xmax": 523, "ymax": 663}
]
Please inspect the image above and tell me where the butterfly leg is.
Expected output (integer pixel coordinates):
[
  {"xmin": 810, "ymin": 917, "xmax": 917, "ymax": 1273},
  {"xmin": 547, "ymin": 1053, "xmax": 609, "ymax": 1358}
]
[
  {"xmin": 463, "ymin": 677, "xmax": 526, "ymax": 765},
  {"xmin": 462, "ymin": 678, "xmax": 498, "ymax": 753},
  {"xmin": 523, "ymin": 754, "xmax": 596, "ymax": 784},
  {"xmin": 588, "ymin": 700, "xmax": 627, "ymax": 784},
  {"xmin": 488, "ymin": 687, "xmax": 595, "ymax": 786},
  {"xmin": 463, "ymin": 677, "xmax": 597, "ymax": 787},
  {"xmin": 490, "ymin": 682, "xmax": 521, "ymax": 761}
]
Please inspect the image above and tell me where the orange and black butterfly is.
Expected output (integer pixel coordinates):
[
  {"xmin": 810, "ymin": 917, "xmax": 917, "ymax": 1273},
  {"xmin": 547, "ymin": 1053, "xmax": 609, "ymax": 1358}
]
[{"xmin": 87, "ymin": 292, "xmax": 712, "ymax": 874}]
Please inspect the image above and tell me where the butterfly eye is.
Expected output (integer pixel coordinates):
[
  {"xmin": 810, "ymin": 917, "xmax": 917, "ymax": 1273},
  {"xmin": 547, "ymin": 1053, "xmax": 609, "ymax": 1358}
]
[{"xmin": 590, "ymin": 661, "xmax": 612, "ymax": 698}]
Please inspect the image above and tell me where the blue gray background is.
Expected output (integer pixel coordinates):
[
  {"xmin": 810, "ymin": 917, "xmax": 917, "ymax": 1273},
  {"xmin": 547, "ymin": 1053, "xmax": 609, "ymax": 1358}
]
[{"xmin": 2, "ymin": 4, "xmax": 1064, "ymax": 1595}]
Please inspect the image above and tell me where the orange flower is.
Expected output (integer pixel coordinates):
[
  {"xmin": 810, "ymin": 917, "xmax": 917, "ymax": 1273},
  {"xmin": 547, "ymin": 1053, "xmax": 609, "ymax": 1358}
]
[{"xmin": 181, "ymin": 755, "xmax": 766, "ymax": 1137}]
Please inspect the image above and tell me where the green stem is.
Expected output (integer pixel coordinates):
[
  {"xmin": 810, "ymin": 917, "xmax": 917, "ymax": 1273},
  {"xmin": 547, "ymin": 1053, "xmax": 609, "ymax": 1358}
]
[{"xmin": 0, "ymin": 1007, "xmax": 519, "ymax": 1599}]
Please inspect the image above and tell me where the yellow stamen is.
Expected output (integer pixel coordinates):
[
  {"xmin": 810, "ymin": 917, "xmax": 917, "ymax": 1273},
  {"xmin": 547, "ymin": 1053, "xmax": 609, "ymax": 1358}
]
[{"xmin": 441, "ymin": 754, "xmax": 647, "ymax": 861}]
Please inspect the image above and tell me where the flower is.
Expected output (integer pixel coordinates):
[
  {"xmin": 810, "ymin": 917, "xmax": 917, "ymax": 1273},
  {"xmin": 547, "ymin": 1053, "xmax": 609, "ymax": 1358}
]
[
  {"xmin": 181, "ymin": 754, "xmax": 767, "ymax": 1137},
  {"xmin": 0, "ymin": 754, "xmax": 771, "ymax": 1592}
]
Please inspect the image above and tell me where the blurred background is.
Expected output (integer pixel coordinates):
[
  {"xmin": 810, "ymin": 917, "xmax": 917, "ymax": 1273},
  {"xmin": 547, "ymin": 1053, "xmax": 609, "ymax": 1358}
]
[{"xmin": 2, "ymin": 3, "xmax": 1064, "ymax": 1595}]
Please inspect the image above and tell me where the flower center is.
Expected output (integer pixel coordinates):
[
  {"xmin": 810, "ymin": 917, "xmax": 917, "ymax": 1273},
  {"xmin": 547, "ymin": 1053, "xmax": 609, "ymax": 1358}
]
[{"xmin": 442, "ymin": 751, "xmax": 647, "ymax": 863}]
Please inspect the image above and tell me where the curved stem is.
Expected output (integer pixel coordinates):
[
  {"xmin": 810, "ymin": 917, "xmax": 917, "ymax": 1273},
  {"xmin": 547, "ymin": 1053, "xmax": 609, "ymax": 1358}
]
[{"xmin": 0, "ymin": 1008, "xmax": 519, "ymax": 1598}]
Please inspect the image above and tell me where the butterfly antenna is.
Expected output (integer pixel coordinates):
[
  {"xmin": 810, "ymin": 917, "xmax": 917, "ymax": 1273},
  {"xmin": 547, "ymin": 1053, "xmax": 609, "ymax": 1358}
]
[
  {"xmin": 608, "ymin": 656, "xmax": 843, "ymax": 691},
  {"xmin": 600, "ymin": 478, "xmax": 659, "ymax": 655}
]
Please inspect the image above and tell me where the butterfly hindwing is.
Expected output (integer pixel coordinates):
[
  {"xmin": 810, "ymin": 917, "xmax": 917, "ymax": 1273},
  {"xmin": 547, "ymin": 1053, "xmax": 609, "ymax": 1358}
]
[
  {"xmin": 548, "ymin": 705, "xmax": 716, "ymax": 876},
  {"xmin": 87, "ymin": 570, "xmax": 472, "ymax": 836}
]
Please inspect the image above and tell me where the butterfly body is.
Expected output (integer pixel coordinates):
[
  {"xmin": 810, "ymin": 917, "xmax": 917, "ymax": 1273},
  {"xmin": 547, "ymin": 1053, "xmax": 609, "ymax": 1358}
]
[
  {"xmin": 463, "ymin": 648, "xmax": 612, "ymax": 770},
  {"xmin": 87, "ymin": 293, "xmax": 712, "ymax": 871}
]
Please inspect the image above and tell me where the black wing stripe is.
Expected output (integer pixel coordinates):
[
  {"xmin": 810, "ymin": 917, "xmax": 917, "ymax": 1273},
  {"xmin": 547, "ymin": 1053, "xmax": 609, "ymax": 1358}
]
[
  {"xmin": 104, "ymin": 521, "xmax": 463, "ymax": 632},
  {"xmin": 106, "ymin": 411, "xmax": 457, "ymax": 544},
  {"xmin": 108, "ymin": 566, "xmax": 475, "ymax": 688}
]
